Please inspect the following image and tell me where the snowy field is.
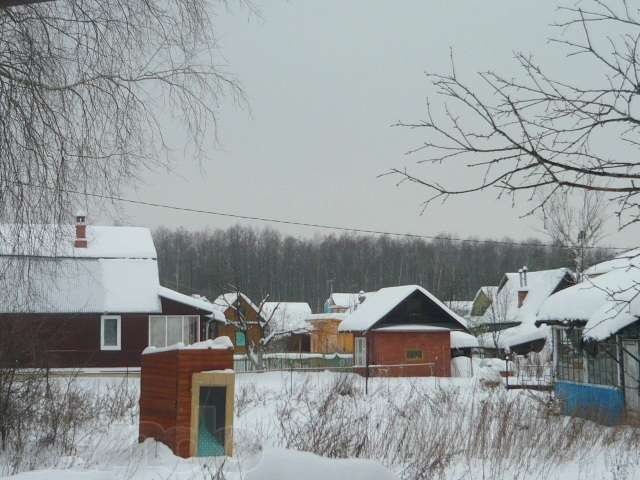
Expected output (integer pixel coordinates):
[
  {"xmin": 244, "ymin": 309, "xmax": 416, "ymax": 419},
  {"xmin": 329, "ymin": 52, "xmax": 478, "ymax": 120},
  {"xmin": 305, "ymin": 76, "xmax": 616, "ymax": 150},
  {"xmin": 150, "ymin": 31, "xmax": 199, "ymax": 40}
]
[{"xmin": 3, "ymin": 370, "xmax": 640, "ymax": 480}]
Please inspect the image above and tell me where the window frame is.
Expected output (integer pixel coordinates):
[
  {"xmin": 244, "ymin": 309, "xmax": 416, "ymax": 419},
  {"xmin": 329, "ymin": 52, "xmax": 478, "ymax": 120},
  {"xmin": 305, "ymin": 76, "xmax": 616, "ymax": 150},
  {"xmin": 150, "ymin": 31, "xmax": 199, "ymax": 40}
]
[
  {"xmin": 355, "ymin": 337, "xmax": 367, "ymax": 366},
  {"xmin": 100, "ymin": 314, "xmax": 122, "ymax": 351},
  {"xmin": 147, "ymin": 315, "xmax": 200, "ymax": 348},
  {"xmin": 406, "ymin": 349, "xmax": 423, "ymax": 361},
  {"xmin": 235, "ymin": 330, "xmax": 247, "ymax": 347}
]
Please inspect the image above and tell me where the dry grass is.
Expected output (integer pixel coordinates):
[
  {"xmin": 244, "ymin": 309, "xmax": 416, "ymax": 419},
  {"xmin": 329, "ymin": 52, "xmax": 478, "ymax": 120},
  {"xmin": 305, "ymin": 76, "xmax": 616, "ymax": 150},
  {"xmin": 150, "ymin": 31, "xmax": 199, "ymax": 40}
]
[{"xmin": 274, "ymin": 374, "xmax": 640, "ymax": 480}]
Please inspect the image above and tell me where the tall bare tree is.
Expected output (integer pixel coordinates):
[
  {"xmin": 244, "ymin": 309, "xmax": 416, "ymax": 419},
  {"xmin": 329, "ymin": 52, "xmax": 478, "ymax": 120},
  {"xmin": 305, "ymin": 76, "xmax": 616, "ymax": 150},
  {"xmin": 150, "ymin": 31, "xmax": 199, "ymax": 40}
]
[
  {"xmin": 389, "ymin": 0, "xmax": 640, "ymax": 230},
  {"xmin": 539, "ymin": 188, "xmax": 607, "ymax": 279},
  {"xmin": 0, "ymin": 0, "xmax": 243, "ymax": 250}
]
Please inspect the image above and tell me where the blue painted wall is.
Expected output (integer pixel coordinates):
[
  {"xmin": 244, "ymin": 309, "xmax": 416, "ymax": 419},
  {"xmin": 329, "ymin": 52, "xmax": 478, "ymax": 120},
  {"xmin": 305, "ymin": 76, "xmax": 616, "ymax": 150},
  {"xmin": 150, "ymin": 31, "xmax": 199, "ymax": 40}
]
[{"xmin": 555, "ymin": 381, "xmax": 625, "ymax": 425}]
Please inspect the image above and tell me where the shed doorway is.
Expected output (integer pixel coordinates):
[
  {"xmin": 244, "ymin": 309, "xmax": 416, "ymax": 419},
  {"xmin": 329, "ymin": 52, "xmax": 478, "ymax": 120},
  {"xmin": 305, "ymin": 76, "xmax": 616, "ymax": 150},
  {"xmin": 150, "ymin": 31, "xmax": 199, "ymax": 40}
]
[
  {"xmin": 197, "ymin": 387, "xmax": 226, "ymax": 456},
  {"xmin": 623, "ymin": 340, "xmax": 640, "ymax": 411}
]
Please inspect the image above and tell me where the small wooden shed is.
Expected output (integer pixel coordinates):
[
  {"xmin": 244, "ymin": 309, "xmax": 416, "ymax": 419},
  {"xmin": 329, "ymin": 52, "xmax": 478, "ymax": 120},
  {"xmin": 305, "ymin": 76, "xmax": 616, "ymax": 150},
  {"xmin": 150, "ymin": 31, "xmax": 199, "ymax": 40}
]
[{"xmin": 139, "ymin": 337, "xmax": 235, "ymax": 457}]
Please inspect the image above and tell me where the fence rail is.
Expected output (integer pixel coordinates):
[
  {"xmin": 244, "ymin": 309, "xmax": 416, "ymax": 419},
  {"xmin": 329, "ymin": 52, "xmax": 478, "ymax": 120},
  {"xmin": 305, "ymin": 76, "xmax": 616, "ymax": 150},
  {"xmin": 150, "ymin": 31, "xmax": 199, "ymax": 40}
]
[{"xmin": 233, "ymin": 353, "xmax": 353, "ymax": 372}]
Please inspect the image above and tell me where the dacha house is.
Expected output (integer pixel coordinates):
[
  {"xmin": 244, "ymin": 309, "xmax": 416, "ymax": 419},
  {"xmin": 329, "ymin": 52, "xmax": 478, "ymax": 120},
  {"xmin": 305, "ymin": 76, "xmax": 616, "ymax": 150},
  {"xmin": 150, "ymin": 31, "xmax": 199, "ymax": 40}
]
[
  {"xmin": 475, "ymin": 267, "xmax": 574, "ymax": 356},
  {"xmin": 338, "ymin": 285, "xmax": 474, "ymax": 377},
  {"xmin": 0, "ymin": 216, "xmax": 226, "ymax": 369},
  {"xmin": 214, "ymin": 292, "xmax": 265, "ymax": 354},
  {"xmin": 536, "ymin": 249, "xmax": 640, "ymax": 423}
]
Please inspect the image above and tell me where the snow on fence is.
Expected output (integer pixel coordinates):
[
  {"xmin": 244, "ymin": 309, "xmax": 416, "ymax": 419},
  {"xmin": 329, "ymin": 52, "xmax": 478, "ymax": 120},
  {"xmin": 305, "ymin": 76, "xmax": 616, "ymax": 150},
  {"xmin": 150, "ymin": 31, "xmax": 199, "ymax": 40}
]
[{"xmin": 233, "ymin": 353, "xmax": 354, "ymax": 372}]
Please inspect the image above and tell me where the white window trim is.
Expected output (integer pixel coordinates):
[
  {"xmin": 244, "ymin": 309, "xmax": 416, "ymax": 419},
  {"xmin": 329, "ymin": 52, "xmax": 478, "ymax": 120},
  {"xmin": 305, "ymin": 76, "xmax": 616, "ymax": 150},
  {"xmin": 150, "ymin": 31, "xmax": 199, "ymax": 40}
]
[
  {"xmin": 148, "ymin": 315, "xmax": 200, "ymax": 348},
  {"xmin": 100, "ymin": 315, "xmax": 122, "ymax": 351}
]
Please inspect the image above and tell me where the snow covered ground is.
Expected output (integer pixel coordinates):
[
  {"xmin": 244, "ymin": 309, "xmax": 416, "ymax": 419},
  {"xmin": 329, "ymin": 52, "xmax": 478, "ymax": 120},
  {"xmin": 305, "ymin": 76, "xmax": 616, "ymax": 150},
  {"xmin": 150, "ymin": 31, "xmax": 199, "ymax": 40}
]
[{"xmin": 3, "ymin": 370, "xmax": 640, "ymax": 479}]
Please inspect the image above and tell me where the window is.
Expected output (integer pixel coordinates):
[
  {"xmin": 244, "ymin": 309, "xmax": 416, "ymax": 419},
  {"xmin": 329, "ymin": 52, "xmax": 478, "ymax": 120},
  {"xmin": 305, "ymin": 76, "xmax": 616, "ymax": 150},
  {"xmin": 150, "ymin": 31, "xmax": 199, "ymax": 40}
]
[
  {"xmin": 101, "ymin": 315, "xmax": 121, "ymax": 351},
  {"xmin": 406, "ymin": 349, "xmax": 423, "ymax": 360},
  {"xmin": 557, "ymin": 329, "xmax": 584, "ymax": 382},
  {"xmin": 148, "ymin": 315, "xmax": 200, "ymax": 348},
  {"xmin": 235, "ymin": 331, "xmax": 246, "ymax": 347},
  {"xmin": 355, "ymin": 337, "xmax": 367, "ymax": 366},
  {"xmin": 587, "ymin": 340, "xmax": 618, "ymax": 386}
]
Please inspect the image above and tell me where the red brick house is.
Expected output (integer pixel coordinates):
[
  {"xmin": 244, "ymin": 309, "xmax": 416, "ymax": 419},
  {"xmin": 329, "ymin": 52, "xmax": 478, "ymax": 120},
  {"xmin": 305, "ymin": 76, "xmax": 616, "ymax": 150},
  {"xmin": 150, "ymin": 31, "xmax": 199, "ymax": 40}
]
[
  {"xmin": 0, "ymin": 217, "xmax": 226, "ymax": 370},
  {"xmin": 338, "ymin": 285, "xmax": 469, "ymax": 377}
]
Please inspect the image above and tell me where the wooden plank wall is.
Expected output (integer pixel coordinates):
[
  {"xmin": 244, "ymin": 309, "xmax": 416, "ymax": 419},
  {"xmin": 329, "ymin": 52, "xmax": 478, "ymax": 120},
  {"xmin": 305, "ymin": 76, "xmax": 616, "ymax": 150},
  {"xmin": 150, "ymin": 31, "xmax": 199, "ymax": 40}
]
[{"xmin": 138, "ymin": 347, "xmax": 233, "ymax": 458}]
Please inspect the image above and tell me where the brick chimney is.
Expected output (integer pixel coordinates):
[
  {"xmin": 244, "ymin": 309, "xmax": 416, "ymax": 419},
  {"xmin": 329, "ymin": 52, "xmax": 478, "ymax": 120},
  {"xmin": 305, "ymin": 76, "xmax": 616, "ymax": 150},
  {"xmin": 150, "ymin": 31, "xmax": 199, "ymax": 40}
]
[
  {"xmin": 517, "ymin": 266, "xmax": 528, "ymax": 308},
  {"xmin": 74, "ymin": 214, "xmax": 87, "ymax": 248}
]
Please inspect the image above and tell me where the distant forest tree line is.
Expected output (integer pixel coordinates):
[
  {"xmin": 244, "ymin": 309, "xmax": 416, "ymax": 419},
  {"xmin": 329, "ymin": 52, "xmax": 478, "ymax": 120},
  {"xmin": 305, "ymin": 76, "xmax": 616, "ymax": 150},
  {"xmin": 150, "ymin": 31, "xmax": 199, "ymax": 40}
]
[{"xmin": 153, "ymin": 225, "xmax": 611, "ymax": 313}]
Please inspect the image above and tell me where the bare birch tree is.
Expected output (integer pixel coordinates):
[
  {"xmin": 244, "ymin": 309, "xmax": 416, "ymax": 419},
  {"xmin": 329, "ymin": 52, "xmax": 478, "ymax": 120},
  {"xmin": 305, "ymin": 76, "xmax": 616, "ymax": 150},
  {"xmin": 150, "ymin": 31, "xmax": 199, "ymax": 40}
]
[
  {"xmin": 539, "ymin": 188, "xmax": 607, "ymax": 279},
  {"xmin": 0, "ymin": 0, "xmax": 243, "ymax": 248},
  {"xmin": 484, "ymin": 285, "xmax": 513, "ymax": 354},
  {"xmin": 389, "ymin": 0, "xmax": 640, "ymax": 229}
]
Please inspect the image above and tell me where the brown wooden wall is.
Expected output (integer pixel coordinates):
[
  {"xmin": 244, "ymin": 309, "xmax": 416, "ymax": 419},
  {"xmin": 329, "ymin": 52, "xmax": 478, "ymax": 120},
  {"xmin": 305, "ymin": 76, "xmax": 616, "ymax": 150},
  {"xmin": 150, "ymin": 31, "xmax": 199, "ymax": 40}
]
[
  {"xmin": 0, "ymin": 297, "xmax": 215, "ymax": 368},
  {"xmin": 216, "ymin": 297, "xmax": 264, "ymax": 354},
  {"xmin": 139, "ymin": 347, "xmax": 233, "ymax": 458},
  {"xmin": 309, "ymin": 319, "xmax": 353, "ymax": 354}
]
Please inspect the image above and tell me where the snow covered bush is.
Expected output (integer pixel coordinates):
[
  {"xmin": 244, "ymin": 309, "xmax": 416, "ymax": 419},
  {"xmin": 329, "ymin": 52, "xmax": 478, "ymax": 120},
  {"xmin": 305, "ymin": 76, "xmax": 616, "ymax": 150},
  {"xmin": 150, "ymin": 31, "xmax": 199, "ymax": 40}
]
[{"xmin": 0, "ymin": 375, "xmax": 138, "ymax": 476}]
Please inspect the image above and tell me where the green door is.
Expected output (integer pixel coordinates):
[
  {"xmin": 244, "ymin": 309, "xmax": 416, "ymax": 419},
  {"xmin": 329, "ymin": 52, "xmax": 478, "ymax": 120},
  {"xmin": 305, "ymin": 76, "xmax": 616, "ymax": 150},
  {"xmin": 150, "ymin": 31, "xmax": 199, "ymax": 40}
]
[{"xmin": 197, "ymin": 386, "xmax": 226, "ymax": 456}]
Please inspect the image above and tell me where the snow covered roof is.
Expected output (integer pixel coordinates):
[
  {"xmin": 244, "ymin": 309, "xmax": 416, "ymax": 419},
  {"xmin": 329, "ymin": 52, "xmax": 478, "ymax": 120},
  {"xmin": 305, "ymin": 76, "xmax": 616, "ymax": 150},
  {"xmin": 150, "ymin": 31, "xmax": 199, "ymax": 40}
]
[
  {"xmin": 325, "ymin": 292, "xmax": 373, "ymax": 313},
  {"xmin": 214, "ymin": 292, "xmax": 261, "ymax": 315},
  {"xmin": 142, "ymin": 336, "xmax": 234, "ymax": 355},
  {"xmin": 306, "ymin": 313, "xmax": 347, "ymax": 321},
  {"xmin": 445, "ymin": 300, "xmax": 473, "ymax": 317},
  {"xmin": 373, "ymin": 324, "xmax": 450, "ymax": 332},
  {"xmin": 262, "ymin": 302, "xmax": 312, "ymax": 335},
  {"xmin": 0, "ymin": 223, "xmax": 223, "ymax": 316},
  {"xmin": 584, "ymin": 248, "xmax": 640, "ymax": 277},
  {"xmin": 478, "ymin": 268, "xmax": 572, "ymax": 349},
  {"xmin": 473, "ymin": 286, "xmax": 498, "ymax": 302},
  {"xmin": 0, "ymin": 256, "xmax": 162, "ymax": 313},
  {"xmin": 451, "ymin": 331, "xmax": 480, "ymax": 349},
  {"xmin": 537, "ymin": 265, "xmax": 640, "ymax": 341},
  {"xmin": 0, "ymin": 224, "xmax": 157, "ymax": 259},
  {"xmin": 338, "ymin": 284, "xmax": 468, "ymax": 332},
  {"xmin": 158, "ymin": 286, "xmax": 226, "ymax": 322}
]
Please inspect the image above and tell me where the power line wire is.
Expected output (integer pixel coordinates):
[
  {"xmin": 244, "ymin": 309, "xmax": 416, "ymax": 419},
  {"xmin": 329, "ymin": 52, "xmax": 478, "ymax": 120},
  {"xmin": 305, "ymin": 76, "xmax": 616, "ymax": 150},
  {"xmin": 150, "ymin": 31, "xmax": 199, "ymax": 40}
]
[{"xmin": 13, "ymin": 180, "xmax": 633, "ymax": 251}]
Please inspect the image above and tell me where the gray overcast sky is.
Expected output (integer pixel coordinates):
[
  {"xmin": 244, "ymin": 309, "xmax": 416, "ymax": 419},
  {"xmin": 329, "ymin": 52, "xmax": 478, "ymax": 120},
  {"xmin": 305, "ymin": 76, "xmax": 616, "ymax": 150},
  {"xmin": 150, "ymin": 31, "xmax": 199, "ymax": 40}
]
[{"xmin": 114, "ymin": 1, "xmax": 638, "ymax": 249}]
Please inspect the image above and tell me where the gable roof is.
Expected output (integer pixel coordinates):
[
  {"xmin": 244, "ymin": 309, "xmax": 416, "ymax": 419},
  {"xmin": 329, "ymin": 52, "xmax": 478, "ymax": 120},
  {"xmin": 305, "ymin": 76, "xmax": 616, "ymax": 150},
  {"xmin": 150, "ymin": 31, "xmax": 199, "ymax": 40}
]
[
  {"xmin": 158, "ymin": 286, "xmax": 226, "ymax": 322},
  {"xmin": 479, "ymin": 268, "xmax": 573, "ymax": 349},
  {"xmin": 338, "ymin": 284, "xmax": 468, "ymax": 332},
  {"xmin": 0, "ymin": 224, "xmax": 160, "ymax": 313},
  {"xmin": 473, "ymin": 286, "xmax": 498, "ymax": 303},
  {"xmin": 262, "ymin": 302, "xmax": 313, "ymax": 335},
  {"xmin": 584, "ymin": 248, "xmax": 640, "ymax": 277},
  {"xmin": 214, "ymin": 292, "xmax": 262, "ymax": 317},
  {"xmin": 326, "ymin": 292, "xmax": 371, "ymax": 311},
  {"xmin": 0, "ymin": 224, "xmax": 219, "ymax": 316},
  {"xmin": 0, "ymin": 256, "xmax": 161, "ymax": 313},
  {"xmin": 537, "ymin": 264, "xmax": 640, "ymax": 342},
  {"xmin": 0, "ymin": 224, "xmax": 157, "ymax": 259}
]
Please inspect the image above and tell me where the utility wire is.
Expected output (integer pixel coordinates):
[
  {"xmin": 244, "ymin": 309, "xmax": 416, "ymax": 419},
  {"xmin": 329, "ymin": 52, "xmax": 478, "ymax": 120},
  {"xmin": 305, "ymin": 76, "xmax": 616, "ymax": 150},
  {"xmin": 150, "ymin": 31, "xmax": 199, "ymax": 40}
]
[{"xmin": 13, "ymin": 180, "xmax": 634, "ymax": 251}]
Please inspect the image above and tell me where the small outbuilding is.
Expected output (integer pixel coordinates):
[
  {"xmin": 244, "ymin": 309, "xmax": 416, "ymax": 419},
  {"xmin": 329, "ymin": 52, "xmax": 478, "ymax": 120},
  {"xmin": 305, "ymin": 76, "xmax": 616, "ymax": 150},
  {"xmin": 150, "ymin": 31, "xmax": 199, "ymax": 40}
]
[
  {"xmin": 338, "ymin": 285, "xmax": 469, "ymax": 377},
  {"xmin": 139, "ymin": 337, "xmax": 235, "ymax": 457}
]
